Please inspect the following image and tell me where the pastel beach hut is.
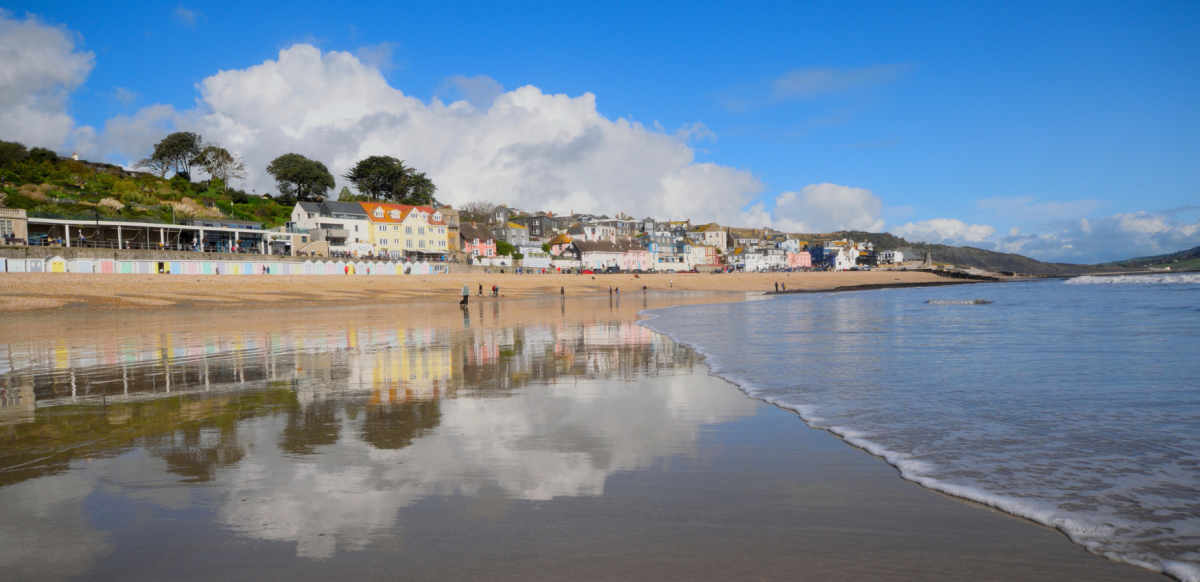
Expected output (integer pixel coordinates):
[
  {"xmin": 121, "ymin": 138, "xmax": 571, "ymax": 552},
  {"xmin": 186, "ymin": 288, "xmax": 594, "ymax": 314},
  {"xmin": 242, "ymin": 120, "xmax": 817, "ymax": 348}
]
[
  {"xmin": 6, "ymin": 258, "xmax": 26, "ymax": 272},
  {"xmin": 66, "ymin": 258, "xmax": 92, "ymax": 273},
  {"xmin": 385, "ymin": 262, "xmax": 396, "ymax": 275},
  {"xmin": 303, "ymin": 260, "xmax": 315, "ymax": 275},
  {"xmin": 184, "ymin": 261, "xmax": 200, "ymax": 275},
  {"xmin": 117, "ymin": 260, "xmax": 135, "ymax": 274},
  {"xmin": 325, "ymin": 260, "xmax": 338, "ymax": 275},
  {"xmin": 136, "ymin": 261, "xmax": 153, "ymax": 274},
  {"xmin": 334, "ymin": 260, "xmax": 347, "ymax": 274},
  {"xmin": 371, "ymin": 261, "xmax": 385, "ymax": 275},
  {"xmin": 169, "ymin": 261, "xmax": 183, "ymax": 274},
  {"xmin": 252, "ymin": 261, "xmax": 265, "ymax": 275},
  {"xmin": 0, "ymin": 257, "xmax": 6, "ymax": 272},
  {"xmin": 355, "ymin": 261, "xmax": 369, "ymax": 275},
  {"xmin": 95, "ymin": 259, "xmax": 114, "ymax": 273},
  {"xmin": 200, "ymin": 261, "xmax": 214, "ymax": 275},
  {"xmin": 28, "ymin": 258, "xmax": 46, "ymax": 272},
  {"xmin": 241, "ymin": 261, "xmax": 253, "ymax": 275},
  {"xmin": 269, "ymin": 262, "xmax": 282, "ymax": 275}
]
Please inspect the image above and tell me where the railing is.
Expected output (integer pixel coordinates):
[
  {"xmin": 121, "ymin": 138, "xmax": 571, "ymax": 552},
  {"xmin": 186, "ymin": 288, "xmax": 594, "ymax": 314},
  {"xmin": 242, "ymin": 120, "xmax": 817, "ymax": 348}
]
[{"xmin": 25, "ymin": 238, "xmax": 268, "ymax": 255}]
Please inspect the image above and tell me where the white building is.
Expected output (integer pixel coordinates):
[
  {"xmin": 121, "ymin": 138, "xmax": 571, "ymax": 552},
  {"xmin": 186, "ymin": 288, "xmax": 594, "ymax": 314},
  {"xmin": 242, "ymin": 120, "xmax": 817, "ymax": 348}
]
[
  {"xmin": 290, "ymin": 201, "xmax": 373, "ymax": 256},
  {"xmin": 517, "ymin": 244, "xmax": 553, "ymax": 269}
]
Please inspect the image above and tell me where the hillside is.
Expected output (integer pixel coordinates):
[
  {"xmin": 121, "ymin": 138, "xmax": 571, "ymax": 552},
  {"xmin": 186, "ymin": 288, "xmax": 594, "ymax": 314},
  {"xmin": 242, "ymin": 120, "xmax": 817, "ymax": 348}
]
[
  {"xmin": 795, "ymin": 231, "xmax": 1134, "ymax": 276},
  {"xmin": 0, "ymin": 152, "xmax": 292, "ymax": 228},
  {"xmin": 1109, "ymin": 245, "xmax": 1200, "ymax": 270}
]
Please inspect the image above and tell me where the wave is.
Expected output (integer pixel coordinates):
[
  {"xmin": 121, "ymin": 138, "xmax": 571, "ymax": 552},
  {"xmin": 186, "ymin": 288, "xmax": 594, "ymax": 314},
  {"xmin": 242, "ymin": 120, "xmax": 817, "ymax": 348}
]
[
  {"xmin": 1066, "ymin": 274, "xmax": 1200, "ymax": 285},
  {"xmin": 927, "ymin": 299, "xmax": 993, "ymax": 305},
  {"xmin": 637, "ymin": 299, "xmax": 1200, "ymax": 582}
]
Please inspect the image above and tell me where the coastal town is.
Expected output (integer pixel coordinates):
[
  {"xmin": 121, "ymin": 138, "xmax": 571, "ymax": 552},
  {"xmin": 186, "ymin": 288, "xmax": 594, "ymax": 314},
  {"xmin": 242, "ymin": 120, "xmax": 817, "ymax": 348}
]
[{"xmin": 0, "ymin": 200, "xmax": 933, "ymax": 275}]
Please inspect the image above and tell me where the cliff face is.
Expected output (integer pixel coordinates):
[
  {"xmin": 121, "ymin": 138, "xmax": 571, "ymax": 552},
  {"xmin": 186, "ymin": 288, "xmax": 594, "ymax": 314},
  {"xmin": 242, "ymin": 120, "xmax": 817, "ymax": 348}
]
[{"xmin": 794, "ymin": 231, "xmax": 1135, "ymax": 276}]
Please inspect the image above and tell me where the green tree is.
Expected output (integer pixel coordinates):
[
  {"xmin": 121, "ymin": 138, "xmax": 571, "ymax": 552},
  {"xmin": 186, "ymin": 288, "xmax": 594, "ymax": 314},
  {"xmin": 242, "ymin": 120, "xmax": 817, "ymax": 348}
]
[
  {"xmin": 541, "ymin": 242, "xmax": 551, "ymax": 254},
  {"xmin": 496, "ymin": 240, "xmax": 514, "ymax": 256},
  {"xmin": 29, "ymin": 147, "xmax": 58, "ymax": 163},
  {"xmin": 138, "ymin": 132, "xmax": 202, "ymax": 178},
  {"xmin": 0, "ymin": 141, "xmax": 27, "ymax": 167},
  {"xmin": 266, "ymin": 153, "xmax": 335, "ymax": 202},
  {"xmin": 342, "ymin": 156, "xmax": 437, "ymax": 205}
]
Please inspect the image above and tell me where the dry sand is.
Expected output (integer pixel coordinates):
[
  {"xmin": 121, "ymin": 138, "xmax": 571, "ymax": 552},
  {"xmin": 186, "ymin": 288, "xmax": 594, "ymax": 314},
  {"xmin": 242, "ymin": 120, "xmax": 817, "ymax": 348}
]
[{"xmin": 0, "ymin": 270, "xmax": 948, "ymax": 313}]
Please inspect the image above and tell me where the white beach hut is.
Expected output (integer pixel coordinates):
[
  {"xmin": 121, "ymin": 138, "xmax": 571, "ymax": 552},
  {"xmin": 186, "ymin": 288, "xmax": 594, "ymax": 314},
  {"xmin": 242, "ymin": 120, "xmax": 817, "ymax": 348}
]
[
  {"xmin": 66, "ymin": 258, "xmax": 92, "ymax": 273},
  {"xmin": 6, "ymin": 258, "xmax": 25, "ymax": 272},
  {"xmin": 303, "ymin": 260, "xmax": 315, "ymax": 275}
]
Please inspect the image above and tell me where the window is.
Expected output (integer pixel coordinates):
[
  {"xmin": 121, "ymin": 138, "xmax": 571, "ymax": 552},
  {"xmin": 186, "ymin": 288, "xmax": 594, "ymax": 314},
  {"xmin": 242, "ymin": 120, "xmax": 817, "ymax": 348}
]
[
  {"xmin": 373, "ymin": 208, "xmax": 384, "ymax": 218},
  {"xmin": 405, "ymin": 226, "xmax": 413, "ymax": 234},
  {"xmin": 379, "ymin": 225, "xmax": 387, "ymax": 231},
  {"xmin": 438, "ymin": 228, "xmax": 444, "ymax": 234},
  {"xmin": 419, "ymin": 240, "xmax": 425, "ymax": 248},
  {"xmin": 390, "ymin": 210, "xmax": 401, "ymax": 218},
  {"xmin": 417, "ymin": 227, "xmax": 425, "ymax": 235},
  {"xmin": 393, "ymin": 225, "xmax": 399, "ymax": 231},
  {"xmin": 0, "ymin": 219, "xmax": 11, "ymax": 236},
  {"xmin": 354, "ymin": 225, "xmax": 359, "ymax": 232},
  {"xmin": 407, "ymin": 240, "xmax": 414, "ymax": 248},
  {"xmin": 380, "ymin": 239, "xmax": 388, "ymax": 245},
  {"xmin": 439, "ymin": 240, "xmax": 446, "ymax": 247}
]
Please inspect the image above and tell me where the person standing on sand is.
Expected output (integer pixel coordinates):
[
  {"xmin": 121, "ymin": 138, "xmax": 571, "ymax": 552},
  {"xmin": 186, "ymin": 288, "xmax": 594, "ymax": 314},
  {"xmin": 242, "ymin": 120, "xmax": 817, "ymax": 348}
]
[
  {"xmin": 609, "ymin": 286, "xmax": 613, "ymax": 297},
  {"xmin": 775, "ymin": 282, "xmax": 779, "ymax": 292},
  {"xmin": 782, "ymin": 283, "xmax": 786, "ymax": 291},
  {"xmin": 344, "ymin": 265, "xmax": 349, "ymax": 275},
  {"xmin": 616, "ymin": 287, "xmax": 620, "ymax": 296},
  {"xmin": 643, "ymin": 285, "xmax": 647, "ymax": 294},
  {"xmin": 669, "ymin": 279, "xmax": 673, "ymax": 288},
  {"xmin": 479, "ymin": 284, "xmax": 483, "ymax": 296},
  {"xmin": 560, "ymin": 286, "xmax": 565, "ymax": 297},
  {"xmin": 461, "ymin": 284, "xmax": 469, "ymax": 306}
]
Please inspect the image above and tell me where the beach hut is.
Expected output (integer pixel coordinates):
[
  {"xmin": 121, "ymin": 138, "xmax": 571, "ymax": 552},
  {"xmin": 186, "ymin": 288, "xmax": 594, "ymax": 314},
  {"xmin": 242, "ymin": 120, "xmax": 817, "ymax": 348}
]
[
  {"xmin": 185, "ymin": 261, "xmax": 200, "ymax": 275},
  {"xmin": 334, "ymin": 260, "xmax": 346, "ymax": 275},
  {"xmin": 169, "ymin": 261, "xmax": 183, "ymax": 274},
  {"xmin": 370, "ymin": 261, "xmax": 383, "ymax": 275},
  {"xmin": 269, "ymin": 262, "xmax": 282, "ymax": 275},
  {"xmin": 201, "ymin": 261, "xmax": 214, "ymax": 275},
  {"xmin": 228, "ymin": 262, "xmax": 240, "ymax": 275},
  {"xmin": 0, "ymin": 257, "xmax": 5, "ymax": 272},
  {"xmin": 117, "ymin": 260, "xmax": 135, "ymax": 274},
  {"xmin": 354, "ymin": 261, "xmax": 367, "ymax": 275},
  {"xmin": 385, "ymin": 262, "xmax": 396, "ymax": 275},
  {"xmin": 325, "ymin": 260, "xmax": 338, "ymax": 275},
  {"xmin": 66, "ymin": 258, "xmax": 92, "ymax": 273},
  {"xmin": 28, "ymin": 258, "xmax": 46, "ymax": 272},
  {"xmin": 241, "ymin": 262, "xmax": 253, "ymax": 275},
  {"xmin": 6, "ymin": 259, "xmax": 25, "ymax": 272},
  {"xmin": 96, "ymin": 259, "xmax": 114, "ymax": 274},
  {"xmin": 252, "ymin": 262, "xmax": 264, "ymax": 275},
  {"xmin": 303, "ymin": 260, "xmax": 315, "ymax": 275},
  {"xmin": 135, "ymin": 261, "xmax": 152, "ymax": 274}
]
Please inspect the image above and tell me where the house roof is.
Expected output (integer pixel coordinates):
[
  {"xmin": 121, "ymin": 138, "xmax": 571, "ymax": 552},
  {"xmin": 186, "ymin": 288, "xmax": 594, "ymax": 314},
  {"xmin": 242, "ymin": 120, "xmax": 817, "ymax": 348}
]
[
  {"xmin": 548, "ymin": 233, "xmax": 573, "ymax": 245},
  {"xmin": 690, "ymin": 222, "xmax": 723, "ymax": 233},
  {"xmin": 297, "ymin": 202, "xmax": 322, "ymax": 212},
  {"xmin": 357, "ymin": 202, "xmax": 446, "ymax": 225},
  {"xmin": 570, "ymin": 239, "xmax": 625, "ymax": 254},
  {"xmin": 504, "ymin": 221, "xmax": 528, "ymax": 230},
  {"xmin": 460, "ymin": 223, "xmax": 495, "ymax": 242},
  {"xmin": 323, "ymin": 201, "xmax": 369, "ymax": 217}
]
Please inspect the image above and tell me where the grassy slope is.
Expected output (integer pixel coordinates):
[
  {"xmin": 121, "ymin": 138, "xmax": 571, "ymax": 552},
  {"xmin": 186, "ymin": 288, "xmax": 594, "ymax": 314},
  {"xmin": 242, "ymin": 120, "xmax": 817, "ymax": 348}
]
[
  {"xmin": 0, "ymin": 158, "xmax": 291, "ymax": 228},
  {"xmin": 1108, "ymin": 245, "xmax": 1200, "ymax": 270}
]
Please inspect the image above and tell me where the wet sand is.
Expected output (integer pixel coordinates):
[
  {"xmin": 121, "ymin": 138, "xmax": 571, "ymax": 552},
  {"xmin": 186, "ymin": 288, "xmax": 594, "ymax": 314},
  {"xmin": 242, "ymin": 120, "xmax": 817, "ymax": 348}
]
[
  {"xmin": 0, "ymin": 270, "xmax": 945, "ymax": 313},
  {"xmin": 0, "ymin": 296, "xmax": 1164, "ymax": 580}
]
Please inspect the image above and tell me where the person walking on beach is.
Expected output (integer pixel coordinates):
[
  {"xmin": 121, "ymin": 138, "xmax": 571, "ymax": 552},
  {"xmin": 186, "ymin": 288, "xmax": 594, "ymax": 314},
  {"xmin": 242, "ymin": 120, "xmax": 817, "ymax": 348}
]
[
  {"xmin": 642, "ymin": 285, "xmax": 647, "ymax": 294},
  {"xmin": 560, "ymin": 286, "xmax": 565, "ymax": 298},
  {"xmin": 479, "ymin": 284, "xmax": 483, "ymax": 296},
  {"xmin": 616, "ymin": 287, "xmax": 620, "ymax": 296},
  {"xmin": 609, "ymin": 286, "xmax": 613, "ymax": 297},
  {"xmin": 669, "ymin": 279, "xmax": 673, "ymax": 288},
  {"xmin": 344, "ymin": 265, "xmax": 349, "ymax": 275},
  {"xmin": 461, "ymin": 283, "xmax": 470, "ymax": 306},
  {"xmin": 775, "ymin": 282, "xmax": 779, "ymax": 292},
  {"xmin": 782, "ymin": 283, "xmax": 786, "ymax": 291}
]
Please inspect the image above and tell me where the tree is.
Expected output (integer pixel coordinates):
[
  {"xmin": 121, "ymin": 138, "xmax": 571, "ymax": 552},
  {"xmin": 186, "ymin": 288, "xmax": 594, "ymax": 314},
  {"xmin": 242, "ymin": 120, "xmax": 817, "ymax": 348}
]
[
  {"xmin": 342, "ymin": 156, "xmax": 438, "ymax": 205},
  {"xmin": 29, "ymin": 147, "xmax": 58, "ymax": 163},
  {"xmin": 141, "ymin": 132, "xmax": 202, "ymax": 178},
  {"xmin": 193, "ymin": 143, "xmax": 247, "ymax": 185},
  {"xmin": 459, "ymin": 200, "xmax": 499, "ymax": 224},
  {"xmin": 496, "ymin": 240, "xmax": 514, "ymax": 256},
  {"xmin": 0, "ymin": 140, "xmax": 27, "ymax": 168},
  {"xmin": 266, "ymin": 153, "xmax": 335, "ymax": 202}
]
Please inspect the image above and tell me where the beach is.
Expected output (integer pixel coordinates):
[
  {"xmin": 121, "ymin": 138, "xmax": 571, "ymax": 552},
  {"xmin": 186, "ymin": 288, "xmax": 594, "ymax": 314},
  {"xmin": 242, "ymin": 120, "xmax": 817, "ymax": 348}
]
[
  {"xmin": 0, "ymin": 270, "xmax": 948, "ymax": 313},
  {"xmin": 0, "ymin": 292, "xmax": 1167, "ymax": 581}
]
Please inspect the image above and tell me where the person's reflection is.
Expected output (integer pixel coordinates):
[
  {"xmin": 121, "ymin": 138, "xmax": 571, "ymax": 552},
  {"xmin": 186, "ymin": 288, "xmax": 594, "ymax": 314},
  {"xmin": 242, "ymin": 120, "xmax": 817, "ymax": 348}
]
[
  {"xmin": 463, "ymin": 306, "xmax": 471, "ymax": 328},
  {"xmin": 493, "ymin": 301, "xmax": 499, "ymax": 323}
]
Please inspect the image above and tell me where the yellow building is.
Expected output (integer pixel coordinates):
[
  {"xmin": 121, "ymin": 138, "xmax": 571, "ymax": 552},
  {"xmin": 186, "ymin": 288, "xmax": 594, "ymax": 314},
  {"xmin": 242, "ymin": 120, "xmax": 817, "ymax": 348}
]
[{"xmin": 358, "ymin": 202, "xmax": 450, "ymax": 259}]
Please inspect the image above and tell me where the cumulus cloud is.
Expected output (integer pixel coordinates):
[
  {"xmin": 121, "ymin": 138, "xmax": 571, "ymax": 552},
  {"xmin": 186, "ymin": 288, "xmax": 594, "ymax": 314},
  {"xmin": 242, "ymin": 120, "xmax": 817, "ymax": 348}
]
[
  {"xmin": 764, "ymin": 183, "xmax": 885, "ymax": 233},
  {"xmin": 100, "ymin": 44, "xmax": 762, "ymax": 218},
  {"xmin": 994, "ymin": 211, "xmax": 1200, "ymax": 263},
  {"xmin": 891, "ymin": 218, "xmax": 996, "ymax": 246},
  {"xmin": 0, "ymin": 11, "xmax": 94, "ymax": 149},
  {"xmin": 354, "ymin": 41, "xmax": 398, "ymax": 72}
]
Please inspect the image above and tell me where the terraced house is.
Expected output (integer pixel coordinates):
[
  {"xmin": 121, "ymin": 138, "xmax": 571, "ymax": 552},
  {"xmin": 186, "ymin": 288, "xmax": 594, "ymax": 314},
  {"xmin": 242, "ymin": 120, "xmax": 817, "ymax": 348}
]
[{"xmin": 358, "ymin": 202, "xmax": 449, "ymax": 259}]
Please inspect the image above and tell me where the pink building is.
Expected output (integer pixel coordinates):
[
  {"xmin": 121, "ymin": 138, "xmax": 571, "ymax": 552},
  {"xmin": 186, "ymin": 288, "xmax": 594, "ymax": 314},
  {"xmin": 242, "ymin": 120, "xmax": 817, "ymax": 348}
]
[
  {"xmin": 786, "ymin": 251, "xmax": 812, "ymax": 269},
  {"xmin": 460, "ymin": 222, "xmax": 496, "ymax": 258}
]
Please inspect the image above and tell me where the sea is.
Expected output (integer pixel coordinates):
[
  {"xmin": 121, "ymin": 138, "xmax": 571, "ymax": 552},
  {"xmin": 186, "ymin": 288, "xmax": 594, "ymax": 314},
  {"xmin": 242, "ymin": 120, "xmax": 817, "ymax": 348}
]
[{"xmin": 640, "ymin": 274, "xmax": 1200, "ymax": 581}]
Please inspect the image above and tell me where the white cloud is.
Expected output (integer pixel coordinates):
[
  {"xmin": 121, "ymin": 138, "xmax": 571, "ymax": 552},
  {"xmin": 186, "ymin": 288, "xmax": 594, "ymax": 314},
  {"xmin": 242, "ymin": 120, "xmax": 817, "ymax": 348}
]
[
  {"xmin": 891, "ymin": 218, "xmax": 996, "ymax": 246},
  {"xmin": 112, "ymin": 86, "xmax": 139, "ymax": 106},
  {"xmin": 103, "ymin": 44, "xmax": 762, "ymax": 218},
  {"xmin": 765, "ymin": 183, "xmax": 885, "ymax": 233},
  {"xmin": 977, "ymin": 196, "xmax": 1107, "ymax": 222},
  {"xmin": 354, "ymin": 41, "xmax": 398, "ymax": 72},
  {"xmin": 174, "ymin": 5, "xmax": 203, "ymax": 27},
  {"xmin": 0, "ymin": 11, "xmax": 94, "ymax": 149},
  {"xmin": 997, "ymin": 211, "xmax": 1200, "ymax": 263},
  {"xmin": 435, "ymin": 74, "xmax": 503, "ymax": 108}
]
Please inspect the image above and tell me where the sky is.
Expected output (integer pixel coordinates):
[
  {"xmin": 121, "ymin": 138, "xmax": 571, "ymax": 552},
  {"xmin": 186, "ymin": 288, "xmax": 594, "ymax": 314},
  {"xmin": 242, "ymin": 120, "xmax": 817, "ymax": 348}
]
[{"xmin": 1, "ymin": 0, "xmax": 1198, "ymax": 263}]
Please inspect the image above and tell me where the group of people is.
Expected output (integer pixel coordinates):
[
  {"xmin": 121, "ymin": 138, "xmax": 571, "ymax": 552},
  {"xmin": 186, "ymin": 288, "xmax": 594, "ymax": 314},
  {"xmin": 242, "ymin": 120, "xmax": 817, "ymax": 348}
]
[{"xmin": 460, "ymin": 283, "xmax": 501, "ymax": 306}]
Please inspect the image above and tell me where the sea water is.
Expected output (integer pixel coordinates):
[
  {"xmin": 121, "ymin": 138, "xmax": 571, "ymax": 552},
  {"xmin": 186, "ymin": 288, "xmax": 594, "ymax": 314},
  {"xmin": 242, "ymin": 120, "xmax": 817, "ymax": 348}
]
[{"xmin": 641, "ymin": 275, "xmax": 1200, "ymax": 581}]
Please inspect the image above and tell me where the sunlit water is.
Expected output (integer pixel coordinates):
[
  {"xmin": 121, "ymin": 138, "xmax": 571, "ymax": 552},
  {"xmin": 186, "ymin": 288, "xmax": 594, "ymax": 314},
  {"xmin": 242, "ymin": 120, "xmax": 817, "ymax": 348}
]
[
  {"xmin": 0, "ymin": 306, "xmax": 758, "ymax": 578},
  {"xmin": 641, "ymin": 275, "xmax": 1200, "ymax": 581}
]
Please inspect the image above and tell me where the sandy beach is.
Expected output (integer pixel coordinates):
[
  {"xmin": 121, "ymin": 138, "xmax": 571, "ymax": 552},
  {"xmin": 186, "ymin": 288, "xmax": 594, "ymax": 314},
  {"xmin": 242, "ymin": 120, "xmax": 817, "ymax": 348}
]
[
  {"xmin": 0, "ymin": 293, "xmax": 1165, "ymax": 581},
  {"xmin": 0, "ymin": 270, "xmax": 950, "ymax": 313}
]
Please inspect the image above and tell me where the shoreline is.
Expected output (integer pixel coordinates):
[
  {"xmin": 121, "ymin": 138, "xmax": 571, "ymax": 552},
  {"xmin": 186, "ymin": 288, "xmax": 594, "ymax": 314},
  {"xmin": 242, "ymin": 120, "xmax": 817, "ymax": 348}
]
[{"xmin": 0, "ymin": 270, "xmax": 955, "ymax": 314}]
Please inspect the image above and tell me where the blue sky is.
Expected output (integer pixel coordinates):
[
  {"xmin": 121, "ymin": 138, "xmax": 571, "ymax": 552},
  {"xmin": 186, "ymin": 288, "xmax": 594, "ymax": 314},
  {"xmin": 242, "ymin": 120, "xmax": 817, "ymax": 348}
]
[{"xmin": 3, "ymin": 1, "xmax": 1198, "ymax": 262}]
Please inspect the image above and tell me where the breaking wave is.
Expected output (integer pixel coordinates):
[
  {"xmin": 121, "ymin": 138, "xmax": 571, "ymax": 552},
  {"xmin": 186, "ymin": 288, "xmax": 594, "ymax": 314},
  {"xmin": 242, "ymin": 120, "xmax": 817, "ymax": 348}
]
[{"xmin": 1066, "ymin": 274, "xmax": 1200, "ymax": 285}]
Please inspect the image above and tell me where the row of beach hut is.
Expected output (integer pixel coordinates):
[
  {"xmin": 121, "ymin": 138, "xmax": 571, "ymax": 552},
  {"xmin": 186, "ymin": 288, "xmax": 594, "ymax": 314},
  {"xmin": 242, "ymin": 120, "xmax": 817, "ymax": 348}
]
[{"xmin": 0, "ymin": 256, "xmax": 450, "ymax": 275}]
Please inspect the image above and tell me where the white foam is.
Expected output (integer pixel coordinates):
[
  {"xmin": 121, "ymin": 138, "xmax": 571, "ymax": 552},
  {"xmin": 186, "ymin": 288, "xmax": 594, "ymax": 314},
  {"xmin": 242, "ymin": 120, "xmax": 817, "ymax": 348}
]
[
  {"xmin": 637, "ymin": 296, "xmax": 1200, "ymax": 582},
  {"xmin": 1066, "ymin": 274, "xmax": 1200, "ymax": 285},
  {"xmin": 926, "ymin": 299, "xmax": 993, "ymax": 305}
]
